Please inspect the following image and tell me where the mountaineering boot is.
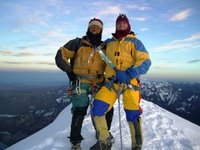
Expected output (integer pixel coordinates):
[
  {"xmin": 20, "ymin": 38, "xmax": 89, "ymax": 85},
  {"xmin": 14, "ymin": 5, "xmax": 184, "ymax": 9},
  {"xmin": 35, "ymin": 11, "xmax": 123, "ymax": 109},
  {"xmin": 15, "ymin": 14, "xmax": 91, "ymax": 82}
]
[
  {"xmin": 71, "ymin": 142, "xmax": 81, "ymax": 150},
  {"xmin": 132, "ymin": 145, "xmax": 141, "ymax": 150},
  {"xmin": 90, "ymin": 141, "xmax": 112, "ymax": 150},
  {"xmin": 95, "ymin": 132, "xmax": 115, "ymax": 143},
  {"xmin": 109, "ymin": 132, "xmax": 115, "ymax": 143}
]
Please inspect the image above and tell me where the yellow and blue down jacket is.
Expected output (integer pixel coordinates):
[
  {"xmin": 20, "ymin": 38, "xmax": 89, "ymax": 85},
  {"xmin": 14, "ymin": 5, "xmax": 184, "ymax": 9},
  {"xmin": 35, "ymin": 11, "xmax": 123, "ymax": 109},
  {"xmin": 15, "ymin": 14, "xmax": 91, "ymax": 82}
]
[
  {"xmin": 105, "ymin": 32, "xmax": 151, "ymax": 81},
  {"xmin": 91, "ymin": 32, "xmax": 151, "ymax": 122}
]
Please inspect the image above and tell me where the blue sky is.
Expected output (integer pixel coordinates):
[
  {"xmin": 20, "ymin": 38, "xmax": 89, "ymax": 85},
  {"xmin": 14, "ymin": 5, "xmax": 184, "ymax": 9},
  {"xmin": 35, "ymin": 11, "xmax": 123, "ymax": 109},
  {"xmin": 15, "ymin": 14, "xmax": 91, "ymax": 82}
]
[{"xmin": 0, "ymin": 0, "xmax": 200, "ymax": 81}]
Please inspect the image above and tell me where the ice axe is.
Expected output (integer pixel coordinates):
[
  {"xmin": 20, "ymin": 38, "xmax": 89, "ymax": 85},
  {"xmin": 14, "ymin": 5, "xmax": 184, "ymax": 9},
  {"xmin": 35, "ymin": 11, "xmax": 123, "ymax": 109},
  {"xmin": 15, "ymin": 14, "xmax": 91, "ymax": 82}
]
[{"xmin": 88, "ymin": 43, "xmax": 118, "ymax": 72}]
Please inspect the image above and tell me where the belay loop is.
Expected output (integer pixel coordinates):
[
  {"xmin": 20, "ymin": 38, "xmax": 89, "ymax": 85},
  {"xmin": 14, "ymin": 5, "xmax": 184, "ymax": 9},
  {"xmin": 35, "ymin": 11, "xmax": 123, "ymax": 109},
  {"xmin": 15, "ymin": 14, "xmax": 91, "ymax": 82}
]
[
  {"xmin": 105, "ymin": 78, "xmax": 141, "ymax": 94},
  {"xmin": 75, "ymin": 78, "xmax": 81, "ymax": 95}
]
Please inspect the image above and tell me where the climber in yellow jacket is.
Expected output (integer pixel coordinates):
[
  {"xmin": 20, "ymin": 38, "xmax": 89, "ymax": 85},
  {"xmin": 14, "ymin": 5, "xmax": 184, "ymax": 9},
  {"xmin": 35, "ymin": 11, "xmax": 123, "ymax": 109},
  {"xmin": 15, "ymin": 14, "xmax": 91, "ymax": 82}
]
[
  {"xmin": 90, "ymin": 14, "xmax": 151, "ymax": 150},
  {"xmin": 55, "ymin": 18, "xmax": 114, "ymax": 150}
]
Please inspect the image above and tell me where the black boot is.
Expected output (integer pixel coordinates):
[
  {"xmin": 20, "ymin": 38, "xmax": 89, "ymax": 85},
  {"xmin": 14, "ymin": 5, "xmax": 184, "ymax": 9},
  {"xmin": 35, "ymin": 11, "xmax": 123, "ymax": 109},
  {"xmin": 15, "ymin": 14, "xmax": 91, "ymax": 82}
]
[
  {"xmin": 108, "ymin": 132, "xmax": 115, "ymax": 144},
  {"xmin": 71, "ymin": 142, "xmax": 81, "ymax": 150},
  {"xmin": 132, "ymin": 145, "xmax": 142, "ymax": 150},
  {"xmin": 90, "ymin": 141, "xmax": 112, "ymax": 150},
  {"xmin": 95, "ymin": 132, "xmax": 115, "ymax": 144}
]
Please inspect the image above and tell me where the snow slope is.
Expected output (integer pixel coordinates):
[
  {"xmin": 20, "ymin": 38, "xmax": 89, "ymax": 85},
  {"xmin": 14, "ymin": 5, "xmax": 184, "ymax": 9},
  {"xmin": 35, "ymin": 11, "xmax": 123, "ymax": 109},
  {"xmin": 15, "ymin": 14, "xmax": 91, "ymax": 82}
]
[{"xmin": 6, "ymin": 100, "xmax": 200, "ymax": 150}]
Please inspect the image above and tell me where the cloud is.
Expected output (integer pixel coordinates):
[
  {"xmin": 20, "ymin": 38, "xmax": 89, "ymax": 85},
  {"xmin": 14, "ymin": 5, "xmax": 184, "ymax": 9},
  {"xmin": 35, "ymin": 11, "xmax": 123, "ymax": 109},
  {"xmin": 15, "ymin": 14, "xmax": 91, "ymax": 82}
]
[
  {"xmin": 187, "ymin": 59, "xmax": 200, "ymax": 63},
  {"xmin": 170, "ymin": 9, "xmax": 192, "ymax": 22},
  {"xmin": 0, "ymin": 50, "xmax": 37, "ymax": 57},
  {"xmin": 36, "ymin": 62, "xmax": 55, "ymax": 65},
  {"xmin": 3, "ymin": 61, "xmax": 55, "ymax": 66},
  {"xmin": 17, "ymin": 44, "xmax": 47, "ymax": 49},
  {"xmin": 180, "ymin": 32, "xmax": 200, "ymax": 41},
  {"xmin": 0, "ymin": 49, "xmax": 54, "ymax": 57},
  {"xmin": 151, "ymin": 63, "xmax": 177, "ymax": 71},
  {"xmin": 6, "ymin": 2, "xmax": 71, "ymax": 28},
  {"xmin": 14, "ymin": 52, "xmax": 36, "ymax": 57},
  {"xmin": 0, "ymin": 50, "xmax": 13, "ymax": 55},
  {"xmin": 44, "ymin": 0, "xmax": 62, "ymax": 6},
  {"xmin": 42, "ymin": 29, "xmax": 64, "ymax": 38},
  {"xmin": 103, "ymin": 26, "xmax": 115, "ymax": 37},
  {"xmin": 42, "ymin": 53, "xmax": 55, "ymax": 56},
  {"xmin": 8, "ymin": 3, "xmax": 50, "ymax": 26},
  {"xmin": 133, "ymin": 17, "xmax": 147, "ymax": 21},
  {"xmin": 140, "ymin": 28, "xmax": 148, "ymax": 32},
  {"xmin": 91, "ymin": 2, "xmax": 122, "ymax": 16},
  {"xmin": 125, "ymin": 3, "xmax": 150, "ymax": 11},
  {"xmin": 91, "ymin": 2, "xmax": 150, "ymax": 18},
  {"xmin": 3, "ymin": 61, "xmax": 32, "ymax": 64},
  {"xmin": 152, "ymin": 32, "xmax": 200, "ymax": 52}
]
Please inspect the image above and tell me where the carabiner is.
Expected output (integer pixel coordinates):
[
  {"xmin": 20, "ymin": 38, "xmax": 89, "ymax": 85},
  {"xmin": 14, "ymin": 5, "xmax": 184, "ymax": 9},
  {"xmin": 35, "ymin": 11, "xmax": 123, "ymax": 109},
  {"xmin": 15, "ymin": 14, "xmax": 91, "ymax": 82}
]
[{"xmin": 75, "ymin": 78, "xmax": 81, "ymax": 95}]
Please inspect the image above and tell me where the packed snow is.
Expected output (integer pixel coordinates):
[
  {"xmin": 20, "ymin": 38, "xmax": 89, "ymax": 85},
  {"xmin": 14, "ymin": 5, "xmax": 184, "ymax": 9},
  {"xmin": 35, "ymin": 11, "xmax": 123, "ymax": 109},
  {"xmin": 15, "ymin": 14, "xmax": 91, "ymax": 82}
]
[{"xmin": 6, "ymin": 100, "xmax": 200, "ymax": 150}]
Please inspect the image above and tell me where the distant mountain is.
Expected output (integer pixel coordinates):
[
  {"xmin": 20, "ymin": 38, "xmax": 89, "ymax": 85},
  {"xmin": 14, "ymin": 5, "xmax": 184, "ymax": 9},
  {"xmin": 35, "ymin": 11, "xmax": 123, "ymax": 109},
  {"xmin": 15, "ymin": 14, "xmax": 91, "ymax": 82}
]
[
  {"xmin": 1, "ymin": 78, "xmax": 200, "ymax": 149},
  {"xmin": 141, "ymin": 79, "xmax": 200, "ymax": 125},
  {"xmin": 0, "ymin": 85, "xmax": 70, "ymax": 148},
  {"xmin": 6, "ymin": 100, "xmax": 200, "ymax": 150}
]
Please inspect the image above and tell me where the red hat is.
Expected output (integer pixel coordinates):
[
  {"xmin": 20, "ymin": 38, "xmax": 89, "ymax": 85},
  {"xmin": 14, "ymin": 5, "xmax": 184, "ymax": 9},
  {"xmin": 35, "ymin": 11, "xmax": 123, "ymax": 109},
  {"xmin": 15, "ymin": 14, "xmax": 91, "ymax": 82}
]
[
  {"xmin": 88, "ymin": 18, "xmax": 103, "ymax": 29},
  {"xmin": 114, "ymin": 14, "xmax": 131, "ymax": 39},
  {"xmin": 116, "ymin": 14, "xmax": 131, "ymax": 31}
]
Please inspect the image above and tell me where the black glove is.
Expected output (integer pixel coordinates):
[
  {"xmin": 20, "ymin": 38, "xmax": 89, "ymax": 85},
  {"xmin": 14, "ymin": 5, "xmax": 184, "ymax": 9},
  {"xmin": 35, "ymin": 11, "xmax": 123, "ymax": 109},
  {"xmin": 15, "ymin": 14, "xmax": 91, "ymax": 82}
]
[{"xmin": 67, "ymin": 71, "xmax": 77, "ymax": 81}]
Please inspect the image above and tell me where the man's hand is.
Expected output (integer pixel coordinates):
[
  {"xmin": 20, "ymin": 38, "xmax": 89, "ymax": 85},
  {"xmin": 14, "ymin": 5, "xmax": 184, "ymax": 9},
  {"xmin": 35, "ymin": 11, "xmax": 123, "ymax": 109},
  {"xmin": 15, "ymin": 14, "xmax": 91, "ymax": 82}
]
[
  {"xmin": 67, "ymin": 71, "xmax": 77, "ymax": 82},
  {"xmin": 116, "ymin": 67, "xmax": 138, "ymax": 84},
  {"xmin": 116, "ymin": 70, "xmax": 130, "ymax": 83}
]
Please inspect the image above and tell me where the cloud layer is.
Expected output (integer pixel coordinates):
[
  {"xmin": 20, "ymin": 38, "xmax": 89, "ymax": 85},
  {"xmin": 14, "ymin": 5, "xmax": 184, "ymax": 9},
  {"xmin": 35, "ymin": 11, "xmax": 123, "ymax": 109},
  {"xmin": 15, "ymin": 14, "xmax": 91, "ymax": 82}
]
[
  {"xmin": 170, "ymin": 9, "xmax": 192, "ymax": 22},
  {"xmin": 152, "ymin": 32, "xmax": 200, "ymax": 52}
]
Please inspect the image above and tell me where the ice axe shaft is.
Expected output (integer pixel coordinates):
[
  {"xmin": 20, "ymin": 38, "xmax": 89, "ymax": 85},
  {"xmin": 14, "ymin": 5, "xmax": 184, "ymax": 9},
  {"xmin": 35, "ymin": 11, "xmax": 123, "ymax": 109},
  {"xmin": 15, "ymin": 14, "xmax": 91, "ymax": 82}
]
[{"xmin": 88, "ymin": 43, "xmax": 118, "ymax": 72}]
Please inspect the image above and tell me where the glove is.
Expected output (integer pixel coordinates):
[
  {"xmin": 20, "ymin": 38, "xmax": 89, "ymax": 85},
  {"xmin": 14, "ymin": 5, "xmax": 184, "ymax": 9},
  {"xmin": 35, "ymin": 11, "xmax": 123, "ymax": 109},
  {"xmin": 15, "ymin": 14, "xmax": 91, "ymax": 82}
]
[
  {"xmin": 126, "ymin": 67, "xmax": 138, "ymax": 79},
  {"xmin": 116, "ymin": 67, "xmax": 138, "ymax": 84},
  {"xmin": 67, "ymin": 71, "xmax": 77, "ymax": 82},
  {"xmin": 116, "ymin": 70, "xmax": 130, "ymax": 83}
]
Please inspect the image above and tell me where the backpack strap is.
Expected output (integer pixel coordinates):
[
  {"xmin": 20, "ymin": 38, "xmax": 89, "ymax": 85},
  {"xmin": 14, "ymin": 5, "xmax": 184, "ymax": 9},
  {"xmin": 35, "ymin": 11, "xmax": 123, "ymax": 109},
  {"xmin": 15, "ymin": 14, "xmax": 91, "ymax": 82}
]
[{"xmin": 70, "ymin": 37, "xmax": 82, "ymax": 69}]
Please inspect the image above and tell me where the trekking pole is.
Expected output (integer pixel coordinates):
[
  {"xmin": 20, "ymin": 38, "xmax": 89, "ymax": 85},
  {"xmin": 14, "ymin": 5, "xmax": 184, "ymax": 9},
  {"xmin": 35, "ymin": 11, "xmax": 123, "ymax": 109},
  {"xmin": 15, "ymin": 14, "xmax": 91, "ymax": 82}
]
[{"xmin": 117, "ymin": 84, "xmax": 123, "ymax": 150}]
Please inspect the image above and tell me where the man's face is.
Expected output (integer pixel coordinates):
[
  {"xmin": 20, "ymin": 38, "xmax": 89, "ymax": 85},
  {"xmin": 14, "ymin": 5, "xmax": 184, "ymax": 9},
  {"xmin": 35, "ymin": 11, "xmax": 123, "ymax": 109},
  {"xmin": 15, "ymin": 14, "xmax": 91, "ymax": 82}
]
[
  {"xmin": 116, "ymin": 21, "xmax": 129, "ymax": 31},
  {"xmin": 89, "ymin": 25, "xmax": 102, "ymax": 35}
]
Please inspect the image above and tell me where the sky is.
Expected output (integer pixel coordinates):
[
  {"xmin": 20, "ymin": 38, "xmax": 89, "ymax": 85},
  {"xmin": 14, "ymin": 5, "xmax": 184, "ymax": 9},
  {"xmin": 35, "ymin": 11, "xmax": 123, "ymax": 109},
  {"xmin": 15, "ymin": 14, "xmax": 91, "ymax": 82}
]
[
  {"xmin": 6, "ymin": 99, "xmax": 200, "ymax": 150},
  {"xmin": 0, "ymin": 0, "xmax": 200, "ymax": 81}
]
